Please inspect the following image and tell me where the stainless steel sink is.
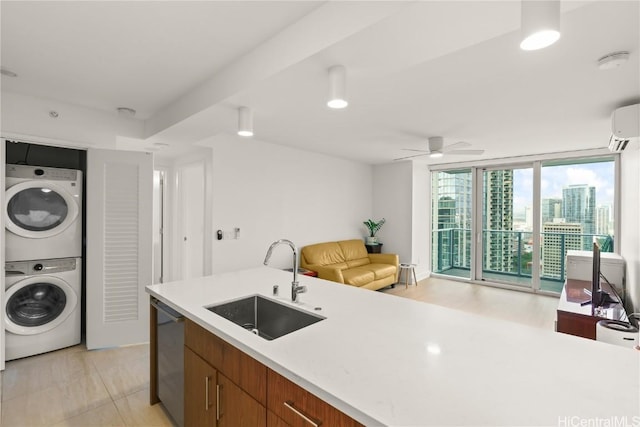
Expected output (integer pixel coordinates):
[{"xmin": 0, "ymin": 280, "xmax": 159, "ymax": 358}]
[{"xmin": 206, "ymin": 295, "xmax": 325, "ymax": 340}]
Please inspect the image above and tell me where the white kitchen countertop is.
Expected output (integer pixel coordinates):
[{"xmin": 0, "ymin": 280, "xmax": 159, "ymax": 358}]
[{"xmin": 146, "ymin": 267, "xmax": 640, "ymax": 426}]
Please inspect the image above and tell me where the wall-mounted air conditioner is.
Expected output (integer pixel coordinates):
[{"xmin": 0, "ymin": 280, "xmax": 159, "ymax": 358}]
[{"xmin": 609, "ymin": 103, "xmax": 639, "ymax": 152}]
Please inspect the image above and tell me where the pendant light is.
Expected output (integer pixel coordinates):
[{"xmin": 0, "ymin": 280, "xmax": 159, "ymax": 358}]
[
  {"xmin": 520, "ymin": 0, "xmax": 561, "ymax": 51},
  {"xmin": 327, "ymin": 65, "xmax": 348, "ymax": 109},
  {"xmin": 237, "ymin": 106, "xmax": 253, "ymax": 137}
]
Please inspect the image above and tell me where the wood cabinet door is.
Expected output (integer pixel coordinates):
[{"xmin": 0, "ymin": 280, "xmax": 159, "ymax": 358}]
[
  {"xmin": 184, "ymin": 347, "xmax": 217, "ymax": 427},
  {"xmin": 267, "ymin": 410, "xmax": 291, "ymax": 427},
  {"xmin": 218, "ymin": 373, "xmax": 266, "ymax": 427},
  {"xmin": 267, "ymin": 369, "xmax": 363, "ymax": 427}
]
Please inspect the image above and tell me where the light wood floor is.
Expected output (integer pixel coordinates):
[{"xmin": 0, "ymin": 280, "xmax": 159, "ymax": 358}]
[
  {"xmin": 0, "ymin": 276, "xmax": 558, "ymax": 426},
  {"xmin": 381, "ymin": 275, "xmax": 559, "ymax": 331}
]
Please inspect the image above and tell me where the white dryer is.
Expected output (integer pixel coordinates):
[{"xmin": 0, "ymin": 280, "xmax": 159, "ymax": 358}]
[
  {"xmin": 4, "ymin": 257, "xmax": 82, "ymax": 361},
  {"xmin": 5, "ymin": 164, "xmax": 82, "ymax": 261}
]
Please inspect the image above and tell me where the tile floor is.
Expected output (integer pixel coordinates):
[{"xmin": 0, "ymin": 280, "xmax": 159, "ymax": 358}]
[
  {"xmin": 1, "ymin": 343, "xmax": 173, "ymax": 427},
  {"xmin": 0, "ymin": 276, "xmax": 559, "ymax": 426}
]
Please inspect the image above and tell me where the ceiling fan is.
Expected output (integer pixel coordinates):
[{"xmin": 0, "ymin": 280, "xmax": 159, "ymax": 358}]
[{"xmin": 394, "ymin": 136, "xmax": 484, "ymax": 161}]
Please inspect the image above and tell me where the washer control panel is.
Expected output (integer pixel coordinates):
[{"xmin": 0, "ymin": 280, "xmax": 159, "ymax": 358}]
[{"xmin": 5, "ymin": 258, "xmax": 77, "ymax": 275}]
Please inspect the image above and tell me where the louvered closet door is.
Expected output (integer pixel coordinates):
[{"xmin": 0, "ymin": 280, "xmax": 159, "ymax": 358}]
[{"xmin": 86, "ymin": 149, "xmax": 153, "ymax": 349}]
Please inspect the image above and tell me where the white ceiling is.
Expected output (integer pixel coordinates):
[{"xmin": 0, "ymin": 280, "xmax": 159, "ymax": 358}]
[{"xmin": 1, "ymin": 1, "xmax": 639, "ymax": 165}]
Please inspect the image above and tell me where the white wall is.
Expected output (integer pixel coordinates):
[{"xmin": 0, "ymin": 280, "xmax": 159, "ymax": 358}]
[
  {"xmin": 209, "ymin": 136, "xmax": 373, "ymax": 273},
  {"xmin": 412, "ymin": 163, "xmax": 430, "ymax": 279},
  {"xmin": 620, "ymin": 143, "xmax": 640, "ymax": 314},
  {"xmin": 372, "ymin": 161, "xmax": 430, "ymax": 280},
  {"xmin": 372, "ymin": 162, "xmax": 413, "ymax": 265}
]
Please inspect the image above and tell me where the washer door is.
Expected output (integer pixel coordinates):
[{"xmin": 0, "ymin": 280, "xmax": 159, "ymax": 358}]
[
  {"xmin": 5, "ymin": 181, "xmax": 79, "ymax": 239},
  {"xmin": 4, "ymin": 276, "xmax": 78, "ymax": 335}
]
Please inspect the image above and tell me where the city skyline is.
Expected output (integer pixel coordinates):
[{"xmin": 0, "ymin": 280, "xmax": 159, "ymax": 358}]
[{"xmin": 512, "ymin": 161, "xmax": 615, "ymax": 220}]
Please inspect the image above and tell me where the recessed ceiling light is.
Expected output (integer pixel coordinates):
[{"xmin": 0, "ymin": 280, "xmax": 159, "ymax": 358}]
[
  {"xmin": 597, "ymin": 52, "xmax": 630, "ymax": 70},
  {"xmin": 0, "ymin": 68, "xmax": 18, "ymax": 78},
  {"xmin": 519, "ymin": 1, "xmax": 561, "ymax": 51},
  {"xmin": 237, "ymin": 107, "xmax": 254, "ymax": 137},
  {"xmin": 327, "ymin": 65, "xmax": 348, "ymax": 109}
]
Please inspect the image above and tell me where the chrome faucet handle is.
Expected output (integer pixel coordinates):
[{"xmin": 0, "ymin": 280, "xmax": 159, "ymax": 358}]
[{"xmin": 292, "ymin": 284, "xmax": 307, "ymax": 302}]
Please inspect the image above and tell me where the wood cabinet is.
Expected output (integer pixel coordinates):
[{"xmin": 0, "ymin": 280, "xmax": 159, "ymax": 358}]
[
  {"xmin": 218, "ymin": 373, "xmax": 266, "ymax": 426},
  {"xmin": 267, "ymin": 369, "xmax": 363, "ymax": 427},
  {"xmin": 185, "ymin": 319, "xmax": 266, "ymax": 426},
  {"xmin": 184, "ymin": 346, "xmax": 217, "ymax": 427},
  {"xmin": 557, "ymin": 279, "xmax": 629, "ymax": 340},
  {"xmin": 183, "ymin": 318, "xmax": 361, "ymax": 427}
]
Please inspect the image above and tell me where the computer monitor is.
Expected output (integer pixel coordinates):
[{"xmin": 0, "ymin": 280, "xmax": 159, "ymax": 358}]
[{"xmin": 591, "ymin": 242, "xmax": 602, "ymax": 307}]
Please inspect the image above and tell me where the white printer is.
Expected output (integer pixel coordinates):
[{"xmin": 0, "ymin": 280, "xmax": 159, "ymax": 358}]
[{"xmin": 566, "ymin": 250, "xmax": 625, "ymax": 298}]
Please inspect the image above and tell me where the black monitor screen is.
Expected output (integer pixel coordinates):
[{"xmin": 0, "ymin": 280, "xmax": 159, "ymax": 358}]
[{"xmin": 592, "ymin": 242, "xmax": 601, "ymax": 308}]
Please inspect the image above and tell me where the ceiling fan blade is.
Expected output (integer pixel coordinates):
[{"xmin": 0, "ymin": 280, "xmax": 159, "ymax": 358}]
[
  {"xmin": 393, "ymin": 153, "xmax": 429, "ymax": 161},
  {"xmin": 401, "ymin": 148, "xmax": 429, "ymax": 153},
  {"xmin": 446, "ymin": 149, "xmax": 485, "ymax": 155},
  {"xmin": 442, "ymin": 141, "xmax": 471, "ymax": 152}
]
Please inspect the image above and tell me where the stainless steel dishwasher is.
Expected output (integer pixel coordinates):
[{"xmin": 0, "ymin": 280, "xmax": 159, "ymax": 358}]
[{"xmin": 151, "ymin": 298, "xmax": 184, "ymax": 427}]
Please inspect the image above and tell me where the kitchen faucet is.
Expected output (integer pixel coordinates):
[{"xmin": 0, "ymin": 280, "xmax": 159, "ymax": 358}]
[{"xmin": 263, "ymin": 239, "xmax": 307, "ymax": 302}]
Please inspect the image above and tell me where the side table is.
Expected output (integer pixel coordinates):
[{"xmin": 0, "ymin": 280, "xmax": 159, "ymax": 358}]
[
  {"xmin": 398, "ymin": 263, "xmax": 418, "ymax": 289},
  {"xmin": 365, "ymin": 243, "xmax": 383, "ymax": 254}
]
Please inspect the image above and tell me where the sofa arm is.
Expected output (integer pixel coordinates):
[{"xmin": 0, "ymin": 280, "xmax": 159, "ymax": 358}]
[
  {"xmin": 368, "ymin": 253, "xmax": 399, "ymax": 266},
  {"xmin": 311, "ymin": 265, "xmax": 345, "ymax": 284}
]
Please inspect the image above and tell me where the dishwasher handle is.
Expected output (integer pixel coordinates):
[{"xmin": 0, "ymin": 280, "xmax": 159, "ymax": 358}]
[{"xmin": 151, "ymin": 298, "xmax": 185, "ymax": 323}]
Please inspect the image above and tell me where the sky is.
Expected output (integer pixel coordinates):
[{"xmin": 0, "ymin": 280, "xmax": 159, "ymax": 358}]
[{"xmin": 512, "ymin": 160, "xmax": 615, "ymax": 213}]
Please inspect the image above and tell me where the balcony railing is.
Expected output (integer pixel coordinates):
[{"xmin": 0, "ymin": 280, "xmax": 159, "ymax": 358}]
[{"xmin": 432, "ymin": 228, "xmax": 613, "ymax": 285}]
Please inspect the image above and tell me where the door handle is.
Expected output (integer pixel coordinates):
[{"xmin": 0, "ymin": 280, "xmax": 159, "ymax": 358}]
[
  {"xmin": 205, "ymin": 376, "xmax": 210, "ymax": 411},
  {"xmin": 216, "ymin": 384, "xmax": 221, "ymax": 421},
  {"xmin": 284, "ymin": 401, "xmax": 321, "ymax": 427}
]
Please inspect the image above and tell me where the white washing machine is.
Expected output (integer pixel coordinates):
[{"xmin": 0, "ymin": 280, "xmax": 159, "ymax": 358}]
[
  {"xmin": 5, "ymin": 164, "xmax": 82, "ymax": 261},
  {"xmin": 4, "ymin": 257, "xmax": 81, "ymax": 361}
]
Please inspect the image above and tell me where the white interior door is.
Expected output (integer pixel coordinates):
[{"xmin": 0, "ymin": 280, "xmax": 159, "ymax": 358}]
[
  {"xmin": 86, "ymin": 148, "xmax": 153, "ymax": 349},
  {"xmin": 176, "ymin": 161, "xmax": 204, "ymax": 280}
]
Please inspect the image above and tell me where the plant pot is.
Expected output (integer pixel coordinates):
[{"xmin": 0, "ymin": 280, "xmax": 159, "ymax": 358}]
[{"xmin": 366, "ymin": 236, "xmax": 378, "ymax": 245}]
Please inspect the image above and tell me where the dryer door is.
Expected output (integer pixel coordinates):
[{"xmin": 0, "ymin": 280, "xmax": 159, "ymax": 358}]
[
  {"xmin": 4, "ymin": 276, "xmax": 78, "ymax": 335},
  {"xmin": 5, "ymin": 181, "xmax": 79, "ymax": 238}
]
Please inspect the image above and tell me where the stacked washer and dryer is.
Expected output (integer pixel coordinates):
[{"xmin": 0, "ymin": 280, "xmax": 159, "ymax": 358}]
[{"xmin": 4, "ymin": 164, "xmax": 83, "ymax": 361}]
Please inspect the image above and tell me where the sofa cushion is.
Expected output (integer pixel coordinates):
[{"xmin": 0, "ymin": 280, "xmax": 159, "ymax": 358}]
[
  {"xmin": 367, "ymin": 263, "xmax": 397, "ymax": 279},
  {"xmin": 346, "ymin": 257, "xmax": 370, "ymax": 268},
  {"xmin": 302, "ymin": 242, "xmax": 345, "ymax": 266},
  {"xmin": 342, "ymin": 268, "xmax": 375, "ymax": 287},
  {"xmin": 338, "ymin": 240, "xmax": 369, "ymax": 261}
]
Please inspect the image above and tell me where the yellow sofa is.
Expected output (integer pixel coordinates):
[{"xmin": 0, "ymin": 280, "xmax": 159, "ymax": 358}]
[{"xmin": 300, "ymin": 239, "xmax": 398, "ymax": 291}]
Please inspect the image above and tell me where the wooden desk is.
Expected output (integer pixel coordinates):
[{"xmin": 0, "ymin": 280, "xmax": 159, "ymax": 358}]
[{"xmin": 557, "ymin": 279, "xmax": 628, "ymax": 340}]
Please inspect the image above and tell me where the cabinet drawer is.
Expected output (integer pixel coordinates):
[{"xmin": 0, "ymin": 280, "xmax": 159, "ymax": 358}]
[
  {"xmin": 267, "ymin": 369, "xmax": 363, "ymax": 427},
  {"xmin": 267, "ymin": 410, "xmax": 291, "ymax": 427},
  {"xmin": 185, "ymin": 319, "xmax": 267, "ymax": 405}
]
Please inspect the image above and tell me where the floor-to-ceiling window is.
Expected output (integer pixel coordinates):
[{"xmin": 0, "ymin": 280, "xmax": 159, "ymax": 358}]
[
  {"xmin": 431, "ymin": 169, "xmax": 472, "ymax": 279},
  {"xmin": 480, "ymin": 166, "xmax": 533, "ymax": 288},
  {"xmin": 430, "ymin": 155, "xmax": 618, "ymax": 296},
  {"xmin": 539, "ymin": 158, "xmax": 616, "ymax": 292}
]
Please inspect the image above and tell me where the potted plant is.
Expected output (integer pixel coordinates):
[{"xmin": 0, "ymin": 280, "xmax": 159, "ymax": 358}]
[{"xmin": 363, "ymin": 218, "xmax": 385, "ymax": 245}]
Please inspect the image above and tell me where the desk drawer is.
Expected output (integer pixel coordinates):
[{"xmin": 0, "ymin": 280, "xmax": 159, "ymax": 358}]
[{"xmin": 267, "ymin": 369, "xmax": 362, "ymax": 427}]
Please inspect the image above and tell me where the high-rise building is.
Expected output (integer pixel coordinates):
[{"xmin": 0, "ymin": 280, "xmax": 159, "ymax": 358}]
[
  {"xmin": 562, "ymin": 185, "xmax": 595, "ymax": 250},
  {"xmin": 541, "ymin": 198, "xmax": 562, "ymax": 224},
  {"xmin": 431, "ymin": 171, "xmax": 472, "ymax": 271},
  {"xmin": 596, "ymin": 204, "xmax": 612, "ymax": 235},
  {"xmin": 542, "ymin": 222, "xmax": 583, "ymax": 279},
  {"xmin": 524, "ymin": 206, "xmax": 533, "ymax": 230},
  {"xmin": 483, "ymin": 170, "xmax": 513, "ymax": 272}
]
